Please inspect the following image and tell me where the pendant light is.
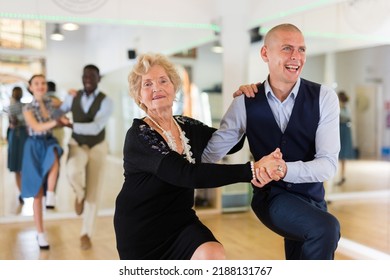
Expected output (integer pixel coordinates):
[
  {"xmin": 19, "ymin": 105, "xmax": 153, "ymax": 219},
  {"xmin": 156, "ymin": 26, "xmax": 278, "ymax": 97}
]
[{"xmin": 50, "ymin": 24, "xmax": 64, "ymax": 41}]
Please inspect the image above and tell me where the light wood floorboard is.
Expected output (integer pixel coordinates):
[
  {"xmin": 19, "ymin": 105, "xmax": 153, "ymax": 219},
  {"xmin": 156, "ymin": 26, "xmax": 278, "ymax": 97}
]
[
  {"xmin": 1, "ymin": 141, "xmax": 389, "ymax": 260},
  {"xmin": 0, "ymin": 211, "xmax": 355, "ymax": 260}
]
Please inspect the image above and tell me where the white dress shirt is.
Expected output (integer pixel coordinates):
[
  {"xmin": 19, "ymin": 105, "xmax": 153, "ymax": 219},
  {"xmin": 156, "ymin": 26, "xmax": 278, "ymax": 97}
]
[
  {"xmin": 202, "ymin": 78, "xmax": 340, "ymax": 183},
  {"xmin": 59, "ymin": 89, "xmax": 113, "ymax": 136}
]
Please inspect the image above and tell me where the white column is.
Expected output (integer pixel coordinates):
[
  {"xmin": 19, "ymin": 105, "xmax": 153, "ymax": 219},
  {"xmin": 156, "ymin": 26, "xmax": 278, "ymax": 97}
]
[
  {"xmin": 216, "ymin": 0, "xmax": 251, "ymax": 112},
  {"xmin": 324, "ymin": 52, "xmax": 337, "ymax": 88},
  {"xmin": 216, "ymin": 0, "xmax": 251, "ymax": 163}
]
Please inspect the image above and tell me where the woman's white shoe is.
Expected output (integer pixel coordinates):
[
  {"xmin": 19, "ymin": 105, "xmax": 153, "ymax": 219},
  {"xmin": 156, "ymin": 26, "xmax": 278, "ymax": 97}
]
[
  {"xmin": 37, "ymin": 232, "xmax": 50, "ymax": 250},
  {"xmin": 46, "ymin": 191, "xmax": 56, "ymax": 209}
]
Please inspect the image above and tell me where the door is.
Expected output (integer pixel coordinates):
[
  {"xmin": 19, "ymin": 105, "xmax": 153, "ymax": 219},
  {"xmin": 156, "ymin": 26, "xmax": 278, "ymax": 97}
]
[{"xmin": 354, "ymin": 84, "xmax": 383, "ymax": 159}]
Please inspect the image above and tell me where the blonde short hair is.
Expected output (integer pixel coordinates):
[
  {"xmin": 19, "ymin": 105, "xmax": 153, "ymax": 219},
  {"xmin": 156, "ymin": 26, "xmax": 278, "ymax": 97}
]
[{"xmin": 128, "ymin": 53, "xmax": 182, "ymax": 111}]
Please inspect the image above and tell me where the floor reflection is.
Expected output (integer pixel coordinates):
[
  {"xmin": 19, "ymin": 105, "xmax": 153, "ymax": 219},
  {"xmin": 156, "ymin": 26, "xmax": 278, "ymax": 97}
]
[{"xmin": 0, "ymin": 143, "xmax": 122, "ymax": 220}]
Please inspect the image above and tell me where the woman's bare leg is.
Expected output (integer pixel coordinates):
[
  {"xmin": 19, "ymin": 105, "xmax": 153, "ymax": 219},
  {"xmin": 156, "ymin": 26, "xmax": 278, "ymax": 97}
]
[
  {"xmin": 47, "ymin": 151, "xmax": 59, "ymax": 193},
  {"xmin": 191, "ymin": 242, "xmax": 226, "ymax": 260},
  {"xmin": 33, "ymin": 187, "xmax": 44, "ymax": 233}
]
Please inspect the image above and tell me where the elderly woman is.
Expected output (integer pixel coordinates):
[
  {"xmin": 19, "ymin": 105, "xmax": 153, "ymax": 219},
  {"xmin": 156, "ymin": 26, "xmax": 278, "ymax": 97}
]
[{"xmin": 113, "ymin": 53, "xmax": 285, "ymax": 260}]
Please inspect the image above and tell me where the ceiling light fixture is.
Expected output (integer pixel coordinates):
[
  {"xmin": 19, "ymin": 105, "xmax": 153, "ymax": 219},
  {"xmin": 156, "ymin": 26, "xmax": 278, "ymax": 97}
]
[
  {"xmin": 211, "ymin": 41, "xmax": 223, "ymax": 53},
  {"xmin": 62, "ymin": 22, "xmax": 79, "ymax": 31},
  {"xmin": 211, "ymin": 27, "xmax": 223, "ymax": 54},
  {"xmin": 50, "ymin": 23, "xmax": 64, "ymax": 41}
]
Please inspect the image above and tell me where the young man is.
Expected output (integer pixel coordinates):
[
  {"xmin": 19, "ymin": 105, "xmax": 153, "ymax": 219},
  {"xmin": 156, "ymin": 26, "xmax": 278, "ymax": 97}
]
[
  {"xmin": 202, "ymin": 23, "xmax": 341, "ymax": 260},
  {"xmin": 58, "ymin": 64, "xmax": 113, "ymax": 250}
]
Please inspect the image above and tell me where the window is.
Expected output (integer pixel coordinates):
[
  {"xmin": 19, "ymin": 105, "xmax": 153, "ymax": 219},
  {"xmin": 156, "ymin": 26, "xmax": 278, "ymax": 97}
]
[{"xmin": 0, "ymin": 19, "xmax": 45, "ymax": 50}]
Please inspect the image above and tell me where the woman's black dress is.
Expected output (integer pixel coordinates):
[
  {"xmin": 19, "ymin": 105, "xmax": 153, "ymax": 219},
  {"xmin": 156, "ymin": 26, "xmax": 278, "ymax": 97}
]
[{"xmin": 114, "ymin": 116, "xmax": 252, "ymax": 259}]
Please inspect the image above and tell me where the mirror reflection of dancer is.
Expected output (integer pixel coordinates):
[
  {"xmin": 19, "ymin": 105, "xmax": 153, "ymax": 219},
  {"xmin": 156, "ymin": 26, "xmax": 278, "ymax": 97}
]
[
  {"xmin": 337, "ymin": 91, "xmax": 354, "ymax": 186},
  {"xmin": 56, "ymin": 65, "xmax": 113, "ymax": 250},
  {"xmin": 6, "ymin": 86, "xmax": 28, "ymax": 205},
  {"xmin": 22, "ymin": 74, "xmax": 70, "ymax": 249}
]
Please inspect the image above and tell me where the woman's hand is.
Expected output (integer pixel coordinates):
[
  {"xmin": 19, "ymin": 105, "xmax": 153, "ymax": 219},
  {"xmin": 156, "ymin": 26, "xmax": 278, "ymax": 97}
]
[
  {"xmin": 57, "ymin": 116, "xmax": 73, "ymax": 128},
  {"xmin": 251, "ymin": 167, "xmax": 272, "ymax": 188},
  {"xmin": 233, "ymin": 83, "xmax": 259, "ymax": 98},
  {"xmin": 251, "ymin": 148, "xmax": 286, "ymax": 188}
]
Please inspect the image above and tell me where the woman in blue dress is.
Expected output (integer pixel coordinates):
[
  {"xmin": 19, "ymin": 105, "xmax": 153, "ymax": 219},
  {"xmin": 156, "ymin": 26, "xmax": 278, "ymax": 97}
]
[
  {"xmin": 21, "ymin": 74, "xmax": 70, "ymax": 249},
  {"xmin": 337, "ymin": 91, "xmax": 355, "ymax": 185},
  {"xmin": 7, "ymin": 86, "xmax": 28, "ymax": 204}
]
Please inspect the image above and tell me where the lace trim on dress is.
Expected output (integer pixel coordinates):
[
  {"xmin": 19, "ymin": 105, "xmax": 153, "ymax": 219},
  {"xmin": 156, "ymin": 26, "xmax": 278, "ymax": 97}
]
[
  {"xmin": 146, "ymin": 115, "xmax": 195, "ymax": 164},
  {"xmin": 138, "ymin": 123, "xmax": 170, "ymax": 155}
]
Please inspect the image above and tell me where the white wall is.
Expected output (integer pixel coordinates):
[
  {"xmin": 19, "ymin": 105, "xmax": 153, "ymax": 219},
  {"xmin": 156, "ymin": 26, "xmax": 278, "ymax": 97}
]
[
  {"xmin": 45, "ymin": 25, "xmax": 88, "ymax": 96},
  {"xmin": 24, "ymin": 23, "xmax": 390, "ymax": 158},
  {"xmin": 247, "ymin": 41, "xmax": 269, "ymax": 84}
]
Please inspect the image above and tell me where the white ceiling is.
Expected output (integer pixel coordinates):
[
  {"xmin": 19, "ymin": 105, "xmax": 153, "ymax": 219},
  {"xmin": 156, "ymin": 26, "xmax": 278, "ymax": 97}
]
[{"xmin": 1, "ymin": 0, "xmax": 390, "ymax": 56}]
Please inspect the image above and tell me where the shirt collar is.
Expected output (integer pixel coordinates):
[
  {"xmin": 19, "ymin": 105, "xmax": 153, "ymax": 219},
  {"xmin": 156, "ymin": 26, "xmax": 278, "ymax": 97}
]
[
  {"xmin": 82, "ymin": 88, "xmax": 99, "ymax": 98},
  {"xmin": 264, "ymin": 77, "xmax": 301, "ymax": 100}
]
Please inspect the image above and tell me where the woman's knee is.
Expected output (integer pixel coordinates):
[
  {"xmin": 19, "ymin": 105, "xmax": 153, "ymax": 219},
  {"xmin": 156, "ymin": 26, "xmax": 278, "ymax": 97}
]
[{"xmin": 191, "ymin": 242, "xmax": 226, "ymax": 260}]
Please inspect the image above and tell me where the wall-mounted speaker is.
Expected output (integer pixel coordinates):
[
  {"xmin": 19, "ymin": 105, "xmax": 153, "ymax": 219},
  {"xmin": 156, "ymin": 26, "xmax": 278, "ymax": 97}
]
[
  {"xmin": 249, "ymin": 27, "xmax": 263, "ymax": 43},
  {"xmin": 128, "ymin": 49, "xmax": 137, "ymax": 59}
]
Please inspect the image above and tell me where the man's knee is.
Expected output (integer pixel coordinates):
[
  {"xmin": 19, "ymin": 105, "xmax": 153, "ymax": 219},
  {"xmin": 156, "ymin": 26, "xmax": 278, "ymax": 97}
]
[
  {"xmin": 315, "ymin": 214, "xmax": 340, "ymax": 243},
  {"xmin": 324, "ymin": 215, "xmax": 340, "ymax": 242}
]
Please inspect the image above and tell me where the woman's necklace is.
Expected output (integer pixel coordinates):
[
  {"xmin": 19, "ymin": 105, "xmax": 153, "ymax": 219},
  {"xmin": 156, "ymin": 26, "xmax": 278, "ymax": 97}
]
[{"xmin": 147, "ymin": 115, "xmax": 195, "ymax": 164}]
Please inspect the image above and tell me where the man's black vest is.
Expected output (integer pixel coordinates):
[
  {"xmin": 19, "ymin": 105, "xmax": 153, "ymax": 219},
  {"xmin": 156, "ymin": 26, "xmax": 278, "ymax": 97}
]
[
  {"xmin": 245, "ymin": 79, "xmax": 324, "ymax": 202},
  {"xmin": 71, "ymin": 91, "xmax": 106, "ymax": 148}
]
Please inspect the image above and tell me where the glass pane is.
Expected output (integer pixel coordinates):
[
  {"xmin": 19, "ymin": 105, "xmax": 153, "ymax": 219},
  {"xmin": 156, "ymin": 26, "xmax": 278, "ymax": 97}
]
[{"xmin": 0, "ymin": 19, "xmax": 45, "ymax": 50}]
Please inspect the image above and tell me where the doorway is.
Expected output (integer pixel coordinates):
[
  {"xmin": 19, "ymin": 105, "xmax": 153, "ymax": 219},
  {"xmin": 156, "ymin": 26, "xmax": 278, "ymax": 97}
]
[{"xmin": 354, "ymin": 84, "xmax": 383, "ymax": 159}]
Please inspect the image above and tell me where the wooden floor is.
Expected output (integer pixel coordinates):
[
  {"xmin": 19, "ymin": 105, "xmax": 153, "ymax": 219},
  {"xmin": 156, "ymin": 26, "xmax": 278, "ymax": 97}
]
[{"xmin": 1, "ymin": 142, "xmax": 389, "ymax": 260}]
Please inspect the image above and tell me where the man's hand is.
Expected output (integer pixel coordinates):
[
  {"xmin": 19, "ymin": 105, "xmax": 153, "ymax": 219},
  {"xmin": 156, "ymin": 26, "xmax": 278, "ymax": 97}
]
[
  {"xmin": 68, "ymin": 89, "xmax": 78, "ymax": 97},
  {"xmin": 251, "ymin": 148, "xmax": 286, "ymax": 188}
]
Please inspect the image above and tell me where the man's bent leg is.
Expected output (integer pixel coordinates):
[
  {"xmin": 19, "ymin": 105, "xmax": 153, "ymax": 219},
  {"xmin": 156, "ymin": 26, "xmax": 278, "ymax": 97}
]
[
  {"xmin": 251, "ymin": 189, "xmax": 340, "ymax": 260},
  {"xmin": 67, "ymin": 139, "xmax": 89, "ymax": 215},
  {"xmin": 81, "ymin": 141, "xmax": 108, "ymax": 239}
]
